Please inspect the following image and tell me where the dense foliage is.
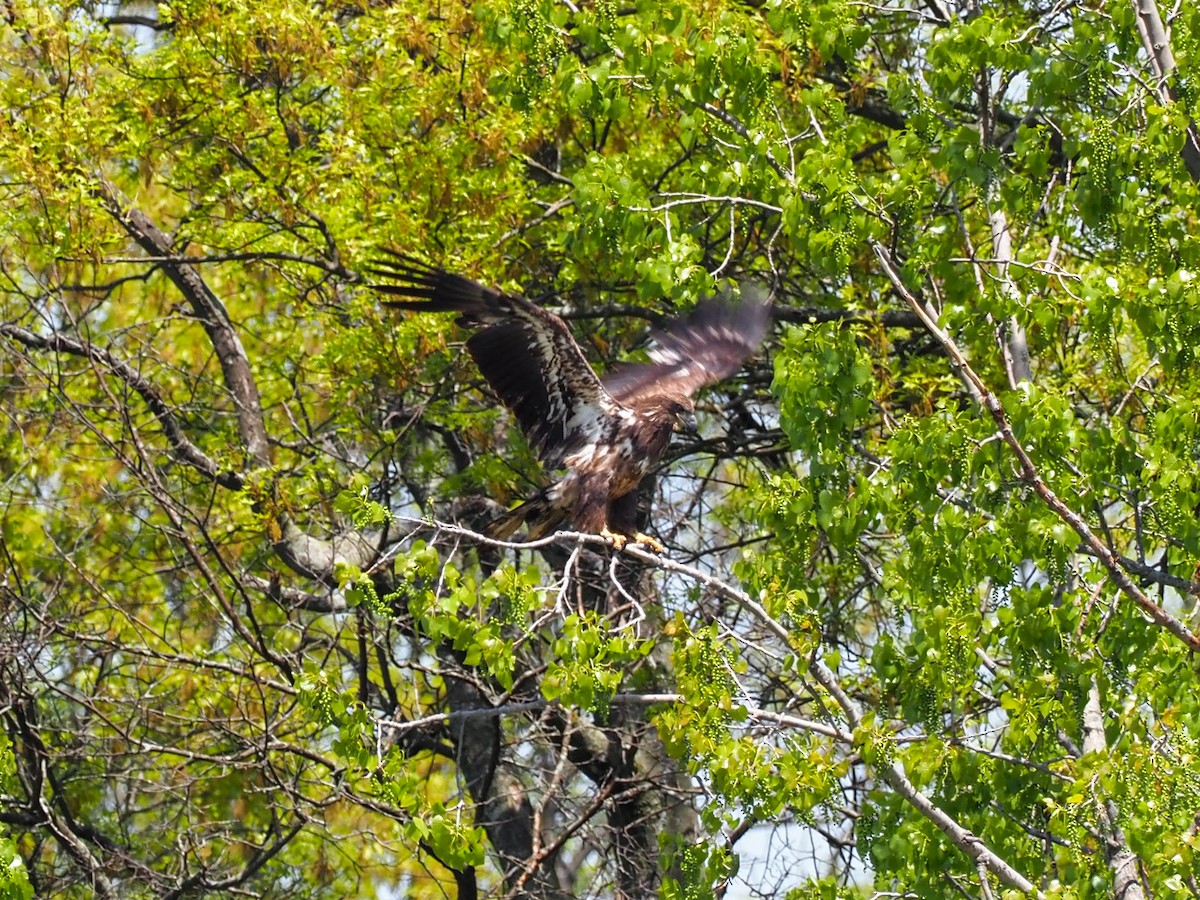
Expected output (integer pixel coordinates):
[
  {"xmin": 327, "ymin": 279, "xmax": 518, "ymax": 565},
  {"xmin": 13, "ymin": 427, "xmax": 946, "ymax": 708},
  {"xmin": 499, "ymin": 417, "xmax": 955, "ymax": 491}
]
[{"xmin": 3, "ymin": 0, "xmax": 1200, "ymax": 897}]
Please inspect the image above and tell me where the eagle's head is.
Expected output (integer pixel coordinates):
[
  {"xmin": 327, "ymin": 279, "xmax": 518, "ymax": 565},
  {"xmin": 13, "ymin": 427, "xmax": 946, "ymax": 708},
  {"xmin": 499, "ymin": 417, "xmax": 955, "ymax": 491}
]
[
  {"xmin": 674, "ymin": 404, "xmax": 698, "ymax": 434},
  {"xmin": 659, "ymin": 395, "xmax": 698, "ymax": 434}
]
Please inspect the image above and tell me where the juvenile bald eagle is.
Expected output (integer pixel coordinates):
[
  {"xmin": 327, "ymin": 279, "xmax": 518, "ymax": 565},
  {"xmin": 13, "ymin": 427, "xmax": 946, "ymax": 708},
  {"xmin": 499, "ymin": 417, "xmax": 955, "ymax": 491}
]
[{"xmin": 370, "ymin": 254, "xmax": 770, "ymax": 551}]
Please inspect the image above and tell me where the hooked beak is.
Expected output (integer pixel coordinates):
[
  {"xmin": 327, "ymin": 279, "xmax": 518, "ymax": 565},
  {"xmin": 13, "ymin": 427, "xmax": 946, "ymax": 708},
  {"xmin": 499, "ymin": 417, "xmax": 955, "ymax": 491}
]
[{"xmin": 674, "ymin": 409, "xmax": 699, "ymax": 434}]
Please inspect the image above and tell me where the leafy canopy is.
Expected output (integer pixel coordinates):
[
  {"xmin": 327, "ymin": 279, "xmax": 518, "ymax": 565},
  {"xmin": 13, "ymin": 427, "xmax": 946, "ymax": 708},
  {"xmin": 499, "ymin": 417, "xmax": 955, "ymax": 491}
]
[{"xmin": 2, "ymin": 0, "xmax": 1200, "ymax": 898}]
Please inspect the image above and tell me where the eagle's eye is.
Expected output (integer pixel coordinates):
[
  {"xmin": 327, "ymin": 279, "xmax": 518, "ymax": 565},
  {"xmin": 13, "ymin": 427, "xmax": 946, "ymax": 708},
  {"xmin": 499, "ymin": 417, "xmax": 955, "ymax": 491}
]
[{"xmin": 674, "ymin": 407, "xmax": 699, "ymax": 434}]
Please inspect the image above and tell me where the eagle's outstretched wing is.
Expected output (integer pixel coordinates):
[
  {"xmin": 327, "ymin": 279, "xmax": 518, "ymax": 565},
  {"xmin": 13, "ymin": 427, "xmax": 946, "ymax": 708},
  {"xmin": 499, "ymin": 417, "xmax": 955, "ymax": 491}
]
[
  {"xmin": 601, "ymin": 289, "xmax": 772, "ymax": 405},
  {"xmin": 368, "ymin": 252, "xmax": 620, "ymax": 464}
]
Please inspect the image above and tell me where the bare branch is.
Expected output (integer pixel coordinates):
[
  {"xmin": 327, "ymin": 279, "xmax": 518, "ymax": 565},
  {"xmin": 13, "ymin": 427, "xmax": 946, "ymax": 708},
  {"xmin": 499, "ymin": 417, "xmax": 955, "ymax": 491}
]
[
  {"xmin": 493, "ymin": 197, "xmax": 575, "ymax": 249},
  {"xmin": 394, "ymin": 516, "xmax": 1041, "ymax": 895},
  {"xmin": 0, "ymin": 322, "xmax": 243, "ymax": 489},
  {"xmin": 101, "ymin": 14, "xmax": 172, "ymax": 31},
  {"xmin": 698, "ymin": 103, "xmax": 791, "ymax": 180},
  {"xmin": 94, "ymin": 177, "xmax": 273, "ymax": 467},
  {"xmin": 1082, "ymin": 679, "xmax": 1146, "ymax": 900},
  {"xmin": 379, "ymin": 693, "xmax": 851, "ymax": 743},
  {"xmin": 90, "ymin": 177, "xmax": 387, "ymax": 583},
  {"xmin": 808, "ymin": 658, "xmax": 1042, "ymax": 897},
  {"xmin": 774, "ymin": 304, "xmax": 923, "ymax": 329},
  {"xmin": 985, "ymin": 208, "xmax": 1032, "ymax": 386},
  {"xmin": 84, "ymin": 251, "xmax": 351, "ymax": 274},
  {"xmin": 244, "ymin": 573, "xmax": 349, "ymax": 613}
]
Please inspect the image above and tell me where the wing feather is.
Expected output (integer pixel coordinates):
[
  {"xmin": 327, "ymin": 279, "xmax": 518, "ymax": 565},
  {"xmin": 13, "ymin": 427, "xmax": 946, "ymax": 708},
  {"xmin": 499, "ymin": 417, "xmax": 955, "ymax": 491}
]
[
  {"xmin": 603, "ymin": 289, "xmax": 771, "ymax": 404},
  {"xmin": 369, "ymin": 252, "xmax": 620, "ymax": 463}
]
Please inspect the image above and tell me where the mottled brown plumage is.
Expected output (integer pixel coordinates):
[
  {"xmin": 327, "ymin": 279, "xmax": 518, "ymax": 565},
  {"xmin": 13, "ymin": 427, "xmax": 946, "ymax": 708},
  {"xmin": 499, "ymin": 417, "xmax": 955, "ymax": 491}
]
[{"xmin": 370, "ymin": 253, "xmax": 770, "ymax": 550}]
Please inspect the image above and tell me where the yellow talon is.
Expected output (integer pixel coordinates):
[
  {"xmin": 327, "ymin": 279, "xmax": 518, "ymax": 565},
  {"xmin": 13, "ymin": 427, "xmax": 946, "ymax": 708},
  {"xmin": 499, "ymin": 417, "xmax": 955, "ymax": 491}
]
[
  {"xmin": 632, "ymin": 532, "xmax": 665, "ymax": 553},
  {"xmin": 599, "ymin": 526, "xmax": 627, "ymax": 550}
]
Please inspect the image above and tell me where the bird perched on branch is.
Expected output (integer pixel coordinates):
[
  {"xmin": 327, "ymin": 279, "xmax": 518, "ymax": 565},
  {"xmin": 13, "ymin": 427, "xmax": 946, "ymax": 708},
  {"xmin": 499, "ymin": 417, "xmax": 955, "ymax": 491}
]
[{"xmin": 369, "ymin": 253, "xmax": 771, "ymax": 552}]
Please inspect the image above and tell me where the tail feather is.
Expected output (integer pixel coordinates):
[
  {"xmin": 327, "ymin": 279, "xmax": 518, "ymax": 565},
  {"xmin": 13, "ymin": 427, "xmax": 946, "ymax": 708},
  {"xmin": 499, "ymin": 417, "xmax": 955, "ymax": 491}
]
[
  {"xmin": 485, "ymin": 506, "xmax": 528, "ymax": 541},
  {"xmin": 484, "ymin": 494, "xmax": 567, "ymax": 542}
]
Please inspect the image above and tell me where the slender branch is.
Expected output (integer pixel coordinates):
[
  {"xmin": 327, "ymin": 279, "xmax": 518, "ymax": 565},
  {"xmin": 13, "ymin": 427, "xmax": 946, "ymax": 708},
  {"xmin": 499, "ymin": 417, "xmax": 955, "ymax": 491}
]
[
  {"xmin": 161, "ymin": 819, "xmax": 308, "ymax": 900},
  {"xmin": 378, "ymin": 693, "xmax": 851, "ymax": 743},
  {"xmin": 84, "ymin": 251, "xmax": 351, "ymax": 274},
  {"xmin": 922, "ymin": 0, "xmax": 952, "ymax": 25},
  {"xmin": 503, "ymin": 779, "xmax": 614, "ymax": 900},
  {"xmin": 94, "ymin": 177, "xmax": 273, "ymax": 468},
  {"xmin": 697, "ymin": 103, "xmax": 791, "ymax": 180},
  {"xmin": 28, "ymin": 756, "xmax": 118, "ymax": 900},
  {"xmin": 775, "ymin": 304, "xmax": 923, "ymax": 329},
  {"xmin": 520, "ymin": 153, "xmax": 575, "ymax": 187},
  {"xmin": 92, "ymin": 177, "xmax": 385, "ymax": 583},
  {"xmin": 985, "ymin": 207, "xmax": 1032, "ymax": 386},
  {"xmin": 243, "ymin": 573, "xmax": 348, "ymax": 613},
  {"xmin": 1084, "ymin": 548, "xmax": 1200, "ymax": 598},
  {"xmin": 872, "ymin": 242, "xmax": 1200, "ymax": 654},
  {"xmin": 0, "ymin": 322, "xmax": 243, "ymax": 489},
  {"xmin": 101, "ymin": 14, "xmax": 172, "ymax": 31},
  {"xmin": 807, "ymin": 658, "xmax": 1041, "ymax": 896},
  {"xmin": 492, "ymin": 196, "xmax": 575, "ymax": 249},
  {"xmin": 640, "ymin": 192, "xmax": 786, "ymax": 214}
]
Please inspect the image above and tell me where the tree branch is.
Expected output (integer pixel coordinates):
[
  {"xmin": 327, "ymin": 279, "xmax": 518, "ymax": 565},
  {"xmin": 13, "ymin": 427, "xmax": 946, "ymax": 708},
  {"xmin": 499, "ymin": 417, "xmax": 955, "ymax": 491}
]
[
  {"xmin": 36, "ymin": 761, "xmax": 119, "ymax": 900},
  {"xmin": 1081, "ymin": 679, "xmax": 1145, "ymax": 900},
  {"xmin": 379, "ymin": 693, "xmax": 849, "ymax": 742},
  {"xmin": 92, "ymin": 177, "xmax": 386, "ymax": 584},
  {"xmin": 87, "ymin": 251, "xmax": 351, "ymax": 274},
  {"xmin": 1129, "ymin": 0, "xmax": 1200, "ymax": 179},
  {"xmin": 0, "ymin": 322, "xmax": 243, "ymax": 489},
  {"xmin": 775, "ymin": 304, "xmax": 924, "ymax": 329},
  {"xmin": 94, "ymin": 177, "xmax": 272, "ymax": 467},
  {"xmin": 986, "ymin": 209, "xmax": 1032, "ymax": 386},
  {"xmin": 807, "ymin": 658, "xmax": 1041, "ymax": 896},
  {"xmin": 101, "ymin": 14, "xmax": 172, "ymax": 31},
  {"xmin": 873, "ymin": 242, "xmax": 1200, "ymax": 654},
  {"xmin": 440, "ymin": 651, "xmax": 570, "ymax": 899}
]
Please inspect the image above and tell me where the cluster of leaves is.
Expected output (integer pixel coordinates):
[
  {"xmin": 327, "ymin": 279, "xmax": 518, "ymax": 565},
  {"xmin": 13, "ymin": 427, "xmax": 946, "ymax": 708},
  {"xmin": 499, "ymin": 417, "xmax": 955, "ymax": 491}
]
[{"xmin": 0, "ymin": 735, "xmax": 32, "ymax": 900}]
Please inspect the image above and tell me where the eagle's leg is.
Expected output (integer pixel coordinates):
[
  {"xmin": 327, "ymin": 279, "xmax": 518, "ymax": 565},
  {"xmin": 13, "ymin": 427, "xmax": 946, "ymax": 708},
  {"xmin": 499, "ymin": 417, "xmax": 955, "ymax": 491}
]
[
  {"xmin": 577, "ymin": 477, "xmax": 626, "ymax": 549},
  {"xmin": 607, "ymin": 491, "xmax": 663, "ymax": 553}
]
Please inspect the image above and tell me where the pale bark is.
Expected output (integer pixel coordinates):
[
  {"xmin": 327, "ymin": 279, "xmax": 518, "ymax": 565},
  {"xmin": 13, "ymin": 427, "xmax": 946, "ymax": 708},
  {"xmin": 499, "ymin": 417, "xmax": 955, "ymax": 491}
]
[
  {"xmin": 1129, "ymin": 0, "xmax": 1200, "ymax": 180},
  {"xmin": 1082, "ymin": 681, "xmax": 1146, "ymax": 900}
]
